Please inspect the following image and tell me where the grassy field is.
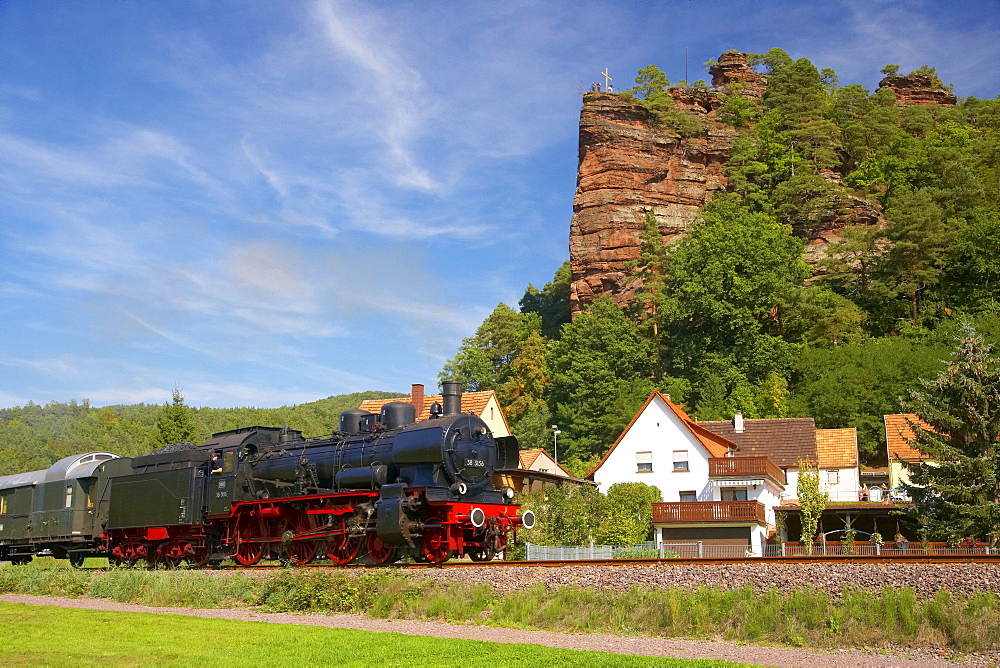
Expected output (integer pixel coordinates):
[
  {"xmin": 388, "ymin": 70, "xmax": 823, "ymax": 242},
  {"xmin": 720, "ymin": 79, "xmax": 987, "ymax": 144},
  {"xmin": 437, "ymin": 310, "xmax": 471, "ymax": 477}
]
[
  {"xmin": 3, "ymin": 561, "xmax": 999, "ymax": 654},
  {"xmin": 0, "ymin": 602, "xmax": 744, "ymax": 667}
]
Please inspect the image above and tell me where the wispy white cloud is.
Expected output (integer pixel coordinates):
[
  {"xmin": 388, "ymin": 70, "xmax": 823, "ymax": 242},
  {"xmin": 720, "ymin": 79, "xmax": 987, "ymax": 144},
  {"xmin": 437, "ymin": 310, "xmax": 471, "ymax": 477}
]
[
  {"xmin": 0, "ymin": 354, "xmax": 81, "ymax": 377},
  {"xmin": 311, "ymin": 0, "xmax": 438, "ymax": 191}
]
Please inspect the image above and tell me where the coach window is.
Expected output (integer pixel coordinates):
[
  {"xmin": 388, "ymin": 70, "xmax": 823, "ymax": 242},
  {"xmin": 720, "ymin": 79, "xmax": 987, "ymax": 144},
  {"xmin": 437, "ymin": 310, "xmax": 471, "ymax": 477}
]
[
  {"xmin": 636, "ymin": 451, "xmax": 652, "ymax": 473},
  {"xmin": 65, "ymin": 484, "xmax": 74, "ymax": 508},
  {"xmin": 223, "ymin": 450, "xmax": 237, "ymax": 474},
  {"xmin": 672, "ymin": 450, "xmax": 689, "ymax": 472},
  {"xmin": 0, "ymin": 494, "xmax": 7, "ymax": 515}
]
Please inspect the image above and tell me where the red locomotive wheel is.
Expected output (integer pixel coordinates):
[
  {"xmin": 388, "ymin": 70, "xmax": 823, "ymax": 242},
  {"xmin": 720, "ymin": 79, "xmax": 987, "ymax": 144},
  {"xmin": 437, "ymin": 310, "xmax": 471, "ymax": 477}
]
[
  {"xmin": 282, "ymin": 510, "xmax": 317, "ymax": 566},
  {"xmin": 325, "ymin": 516, "xmax": 361, "ymax": 565},
  {"xmin": 155, "ymin": 540, "xmax": 186, "ymax": 569},
  {"xmin": 421, "ymin": 526, "xmax": 452, "ymax": 564},
  {"xmin": 116, "ymin": 540, "xmax": 149, "ymax": 567},
  {"xmin": 184, "ymin": 541, "xmax": 212, "ymax": 568},
  {"xmin": 233, "ymin": 514, "xmax": 264, "ymax": 566},
  {"xmin": 234, "ymin": 540, "xmax": 263, "ymax": 566},
  {"xmin": 365, "ymin": 533, "xmax": 396, "ymax": 565}
]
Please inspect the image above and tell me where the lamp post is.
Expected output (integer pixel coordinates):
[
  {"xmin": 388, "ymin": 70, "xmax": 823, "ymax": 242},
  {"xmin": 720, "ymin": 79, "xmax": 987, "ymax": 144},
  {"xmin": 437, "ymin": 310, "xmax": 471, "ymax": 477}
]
[{"xmin": 551, "ymin": 425, "xmax": 561, "ymax": 464}]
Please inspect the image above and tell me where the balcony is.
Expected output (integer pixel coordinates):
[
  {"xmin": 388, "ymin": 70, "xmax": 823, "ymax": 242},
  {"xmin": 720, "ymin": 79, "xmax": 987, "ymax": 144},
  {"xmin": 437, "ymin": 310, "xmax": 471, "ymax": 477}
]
[
  {"xmin": 652, "ymin": 501, "xmax": 767, "ymax": 524},
  {"xmin": 709, "ymin": 456, "xmax": 785, "ymax": 487}
]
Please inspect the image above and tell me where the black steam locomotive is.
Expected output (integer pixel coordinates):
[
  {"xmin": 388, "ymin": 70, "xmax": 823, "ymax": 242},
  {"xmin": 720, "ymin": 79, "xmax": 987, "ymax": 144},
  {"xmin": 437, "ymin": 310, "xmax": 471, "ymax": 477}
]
[{"xmin": 0, "ymin": 382, "xmax": 533, "ymax": 566}]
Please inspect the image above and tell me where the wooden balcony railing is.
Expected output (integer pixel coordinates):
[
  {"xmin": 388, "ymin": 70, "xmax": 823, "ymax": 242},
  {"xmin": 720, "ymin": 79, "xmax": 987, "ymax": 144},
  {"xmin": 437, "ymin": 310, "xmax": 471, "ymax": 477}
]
[
  {"xmin": 709, "ymin": 456, "xmax": 785, "ymax": 486},
  {"xmin": 652, "ymin": 501, "xmax": 767, "ymax": 524}
]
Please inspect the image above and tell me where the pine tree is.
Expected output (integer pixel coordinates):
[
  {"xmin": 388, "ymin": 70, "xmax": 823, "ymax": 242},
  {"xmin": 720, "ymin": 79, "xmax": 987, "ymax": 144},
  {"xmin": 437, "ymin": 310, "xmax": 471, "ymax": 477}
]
[
  {"xmin": 153, "ymin": 387, "xmax": 197, "ymax": 447},
  {"xmin": 901, "ymin": 325, "xmax": 1000, "ymax": 546}
]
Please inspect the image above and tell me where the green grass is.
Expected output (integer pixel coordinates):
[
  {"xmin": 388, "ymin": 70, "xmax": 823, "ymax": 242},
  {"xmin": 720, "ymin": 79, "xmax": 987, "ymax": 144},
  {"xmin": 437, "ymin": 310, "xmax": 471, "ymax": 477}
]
[
  {"xmin": 0, "ymin": 602, "xmax": 742, "ymax": 667},
  {"xmin": 4, "ymin": 562, "xmax": 1000, "ymax": 653}
]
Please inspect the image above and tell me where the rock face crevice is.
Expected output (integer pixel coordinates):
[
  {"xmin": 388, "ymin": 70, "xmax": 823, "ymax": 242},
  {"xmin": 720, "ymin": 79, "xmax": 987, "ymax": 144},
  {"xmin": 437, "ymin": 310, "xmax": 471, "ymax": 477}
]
[{"xmin": 568, "ymin": 52, "xmax": 953, "ymax": 316}]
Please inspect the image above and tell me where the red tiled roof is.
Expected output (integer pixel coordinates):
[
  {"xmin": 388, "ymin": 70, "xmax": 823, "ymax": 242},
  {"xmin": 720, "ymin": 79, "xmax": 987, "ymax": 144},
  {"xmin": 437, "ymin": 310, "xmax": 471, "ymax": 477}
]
[
  {"xmin": 699, "ymin": 417, "xmax": 817, "ymax": 468},
  {"xmin": 884, "ymin": 414, "xmax": 934, "ymax": 461},
  {"xmin": 519, "ymin": 448, "xmax": 544, "ymax": 469},
  {"xmin": 586, "ymin": 391, "xmax": 738, "ymax": 478},
  {"xmin": 359, "ymin": 391, "xmax": 500, "ymax": 423},
  {"xmin": 815, "ymin": 428, "xmax": 859, "ymax": 468}
]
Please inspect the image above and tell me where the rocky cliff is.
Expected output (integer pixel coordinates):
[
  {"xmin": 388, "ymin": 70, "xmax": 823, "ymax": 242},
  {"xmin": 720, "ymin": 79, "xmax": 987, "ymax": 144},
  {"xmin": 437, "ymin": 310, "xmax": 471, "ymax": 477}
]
[
  {"xmin": 568, "ymin": 92, "xmax": 736, "ymax": 312},
  {"xmin": 568, "ymin": 53, "xmax": 953, "ymax": 315},
  {"xmin": 880, "ymin": 73, "xmax": 957, "ymax": 107}
]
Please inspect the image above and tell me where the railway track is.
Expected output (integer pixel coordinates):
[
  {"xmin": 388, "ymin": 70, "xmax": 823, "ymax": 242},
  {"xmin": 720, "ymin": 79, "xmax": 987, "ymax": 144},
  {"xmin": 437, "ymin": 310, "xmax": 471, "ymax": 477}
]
[{"xmin": 209, "ymin": 554, "xmax": 1000, "ymax": 571}]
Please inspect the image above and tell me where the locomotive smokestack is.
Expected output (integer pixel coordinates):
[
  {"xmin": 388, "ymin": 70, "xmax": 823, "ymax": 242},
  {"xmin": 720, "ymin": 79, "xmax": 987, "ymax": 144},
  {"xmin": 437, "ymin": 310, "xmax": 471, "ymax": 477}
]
[{"xmin": 442, "ymin": 380, "xmax": 462, "ymax": 415}]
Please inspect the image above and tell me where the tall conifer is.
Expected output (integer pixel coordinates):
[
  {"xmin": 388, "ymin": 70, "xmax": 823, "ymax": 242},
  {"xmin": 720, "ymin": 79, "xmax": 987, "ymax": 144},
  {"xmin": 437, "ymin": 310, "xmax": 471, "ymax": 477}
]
[{"xmin": 901, "ymin": 325, "xmax": 1000, "ymax": 546}]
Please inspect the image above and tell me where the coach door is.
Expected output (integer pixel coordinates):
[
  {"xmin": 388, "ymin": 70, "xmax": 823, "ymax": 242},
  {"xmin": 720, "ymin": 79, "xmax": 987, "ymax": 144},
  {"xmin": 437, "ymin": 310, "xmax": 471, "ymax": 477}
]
[{"xmin": 207, "ymin": 448, "xmax": 238, "ymax": 516}]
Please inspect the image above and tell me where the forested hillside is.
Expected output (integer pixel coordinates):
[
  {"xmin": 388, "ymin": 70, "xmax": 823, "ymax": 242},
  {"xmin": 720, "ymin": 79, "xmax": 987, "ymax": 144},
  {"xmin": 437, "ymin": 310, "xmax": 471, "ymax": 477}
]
[
  {"xmin": 442, "ymin": 49, "xmax": 1000, "ymax": 473},
  {"xmin": 0, "ymin": 391, "xmax": 405, "ymax": 476}
]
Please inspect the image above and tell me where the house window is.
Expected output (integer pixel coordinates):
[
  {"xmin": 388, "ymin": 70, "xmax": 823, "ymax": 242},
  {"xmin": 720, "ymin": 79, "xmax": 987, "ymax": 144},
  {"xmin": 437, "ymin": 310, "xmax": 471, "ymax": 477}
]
[
  {"xmin": 721, "ymin": 488, "xmax": 748, "ymax": 501},
  {"xmin": 538, "ymin": 468, "xmax": 549, "ymax": 473},
  {"xmin": 672, "ymin": 450, "xmax": 689, "ymax": 472},
  {"xmin": 636, "ymin": 451, "xmax": 652, "ymax": 472},
  {"xmin": 679, "ymin": 491, "xmax": 697, "ymax": 502},
  {"xmin": 827, "ymin": 470, "xmax": 840, "ymax": 485}
]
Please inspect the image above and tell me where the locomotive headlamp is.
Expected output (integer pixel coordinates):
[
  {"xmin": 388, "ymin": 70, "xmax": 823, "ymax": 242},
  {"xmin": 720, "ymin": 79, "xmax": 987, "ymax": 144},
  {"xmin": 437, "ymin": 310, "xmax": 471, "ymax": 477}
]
[
  {"xmin": 477, "ymin": 426, "xmax": 487, "ymax": 435},
  {"xmin": 501, "ymin": 486, "xmax": 515, "ymax": 500},
  {"xmin": 450, "ymin": 482, "xmax": 468, "ymax": 495}
]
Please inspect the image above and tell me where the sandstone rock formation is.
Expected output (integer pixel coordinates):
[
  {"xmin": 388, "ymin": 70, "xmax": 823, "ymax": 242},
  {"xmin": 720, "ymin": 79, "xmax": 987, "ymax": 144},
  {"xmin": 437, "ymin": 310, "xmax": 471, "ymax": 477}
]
[
  {"xmin": 569, "ymin": 92, "xmax": 737, "ymax": 313},
  {"xmin": 568, "ymin": 54, "xmax": 961, "ymax": 315},
  {"xmin": 707, "ymin": 50, "xmax": 767, "ymax": 99},
  {"xmin": 878, "ymin": 73, "xmax": 957, "ymax": 107}
]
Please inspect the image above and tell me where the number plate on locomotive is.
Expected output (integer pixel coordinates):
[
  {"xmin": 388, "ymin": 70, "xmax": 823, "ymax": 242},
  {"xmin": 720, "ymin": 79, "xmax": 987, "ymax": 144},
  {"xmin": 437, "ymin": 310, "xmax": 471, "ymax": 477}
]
[{"xmin": 464, "ymin": 459, "xmax": 485, "ymax": 467}]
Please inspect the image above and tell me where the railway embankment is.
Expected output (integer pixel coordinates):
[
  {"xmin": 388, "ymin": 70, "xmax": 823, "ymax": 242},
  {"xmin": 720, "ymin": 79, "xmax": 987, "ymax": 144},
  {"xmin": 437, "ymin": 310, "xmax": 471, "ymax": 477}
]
[{"xmin": 411, "ymin": 561, "xmax": 1000, "ymax": 599}]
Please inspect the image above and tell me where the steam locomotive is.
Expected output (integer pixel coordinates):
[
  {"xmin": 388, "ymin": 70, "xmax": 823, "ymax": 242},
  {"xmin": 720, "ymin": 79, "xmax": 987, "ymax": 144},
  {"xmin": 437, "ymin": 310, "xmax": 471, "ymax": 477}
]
[{"xmin": 0, "ymin": 382, "xmax": 534, "ymax": 566}]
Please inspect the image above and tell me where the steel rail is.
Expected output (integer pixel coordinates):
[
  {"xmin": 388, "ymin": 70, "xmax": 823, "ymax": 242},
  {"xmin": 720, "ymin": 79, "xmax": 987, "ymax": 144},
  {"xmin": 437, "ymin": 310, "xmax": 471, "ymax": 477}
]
[{"xmin": 202, "ymin": 554, "xmax": 1000, "ymax": 571}]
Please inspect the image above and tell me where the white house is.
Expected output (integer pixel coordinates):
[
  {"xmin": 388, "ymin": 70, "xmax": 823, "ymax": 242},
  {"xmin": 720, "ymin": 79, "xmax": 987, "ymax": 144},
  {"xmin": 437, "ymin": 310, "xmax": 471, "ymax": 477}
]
[
  {"xmin": 519, "ymin": 448, "xmax": 571, "ymax": 478},
  {"xmin": 815, "ymin": 428, "xmax": 861, "ymax": 502},
  {"xmin": 588, "ymin": 392, "xmax": 786, "ymax": 557}
]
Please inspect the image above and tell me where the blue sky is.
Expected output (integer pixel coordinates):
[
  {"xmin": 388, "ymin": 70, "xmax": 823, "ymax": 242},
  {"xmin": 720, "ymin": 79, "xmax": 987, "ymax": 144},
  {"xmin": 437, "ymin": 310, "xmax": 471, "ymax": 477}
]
[{"xmin": 1, "ymin": 1, "xmax": 997, "ymax": 409}]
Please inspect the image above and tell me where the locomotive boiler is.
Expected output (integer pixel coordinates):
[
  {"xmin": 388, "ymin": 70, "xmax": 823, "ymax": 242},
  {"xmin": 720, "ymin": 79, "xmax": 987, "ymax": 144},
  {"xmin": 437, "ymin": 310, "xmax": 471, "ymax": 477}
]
[{"xmin": 0, "ymin": 382, "xmax": 534, "ymax": 566}]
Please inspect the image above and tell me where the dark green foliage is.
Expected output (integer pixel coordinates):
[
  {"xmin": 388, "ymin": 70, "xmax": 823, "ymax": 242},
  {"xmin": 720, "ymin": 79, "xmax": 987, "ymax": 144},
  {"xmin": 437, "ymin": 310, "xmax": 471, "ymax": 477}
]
[
  {"xmin": 656, "ymin": 195, "xmax": 808, "ymax": 393},
  {"xmin": 519, "ymin": 260, "xmax": 571, "ymax": 339},
  {"xmin": 439, "ymin": 302, "xmax": 528, "ymax": 393},
  {"xmin": 622, "ymin": 64, "xmax": 704, "ymax": 137},
  {"xmin": 515, "ymin": 481, "xmax": 661, "ymax": 547},
  {"xmin": 901, "ymin": 326, "xmax": 1000, "ymax": 546},
  {"xmin": 152, "ymin": 388, "xmax": 197, "ymax": 448},
  {"xmin": 547, "ymin": 297, "xmax": 653, "ymax": 462},
  {"xmin": 789, "ymin": 335, "xmax": 952, "ymax": 462}
]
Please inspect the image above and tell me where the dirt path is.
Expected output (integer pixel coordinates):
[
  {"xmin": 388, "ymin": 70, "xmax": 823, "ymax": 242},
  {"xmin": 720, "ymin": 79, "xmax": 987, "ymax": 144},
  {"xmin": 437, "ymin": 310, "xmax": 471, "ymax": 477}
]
[{"xmin": 0, "ymin": 593, "xmax": 985, "ymax": 667}]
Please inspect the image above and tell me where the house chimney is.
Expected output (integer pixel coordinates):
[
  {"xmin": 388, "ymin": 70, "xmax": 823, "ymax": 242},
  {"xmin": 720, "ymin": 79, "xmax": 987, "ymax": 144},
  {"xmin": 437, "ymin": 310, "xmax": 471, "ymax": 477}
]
[
  {"xmin": 734, "ymin": 410, "xmax": 744, "ymax": 433},
  {"xmin": 411, "ymin": 383, "xmax": 425, "ymax": 417}
]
